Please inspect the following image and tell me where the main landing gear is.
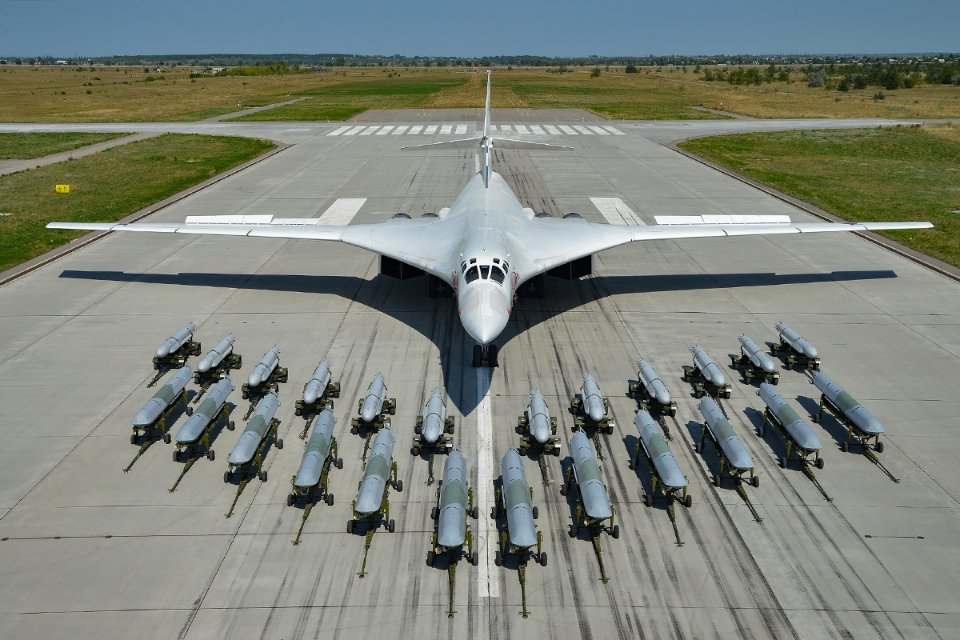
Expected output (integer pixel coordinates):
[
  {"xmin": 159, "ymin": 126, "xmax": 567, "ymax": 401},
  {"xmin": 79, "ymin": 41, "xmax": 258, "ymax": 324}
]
[{"xmin": 472, "ymin": 344, "xmax": 498, "ymax": 368}]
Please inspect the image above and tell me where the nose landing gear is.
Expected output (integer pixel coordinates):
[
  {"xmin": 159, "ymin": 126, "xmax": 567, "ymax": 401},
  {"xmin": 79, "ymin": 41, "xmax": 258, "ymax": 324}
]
[{"xmin": 472, "ymin": 344, "xmax": 498, "ymax": 368}]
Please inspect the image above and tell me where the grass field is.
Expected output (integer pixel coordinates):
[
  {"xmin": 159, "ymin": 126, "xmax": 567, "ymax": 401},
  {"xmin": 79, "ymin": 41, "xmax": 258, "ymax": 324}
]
[
  {"xmin": 0, "ymin": 134, "xmax": 275, "ymax": 272},
  {"xmin": 679, "ymin": 125, "xmax": 960, "ymax": 268},
  {"xmin": 0, "ymin": 132, "xmax": 125, "ymax": 159},
  {"xmin": 1, "ymin": 66, "xmax": 957, "ymax": 122}
]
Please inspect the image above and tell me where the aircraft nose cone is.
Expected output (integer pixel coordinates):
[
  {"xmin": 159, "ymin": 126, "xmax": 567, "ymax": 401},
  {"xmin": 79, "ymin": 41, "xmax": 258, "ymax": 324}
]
[{"xmin": 462, "ymin": 310, "xmax": 507, "ymax": 345}]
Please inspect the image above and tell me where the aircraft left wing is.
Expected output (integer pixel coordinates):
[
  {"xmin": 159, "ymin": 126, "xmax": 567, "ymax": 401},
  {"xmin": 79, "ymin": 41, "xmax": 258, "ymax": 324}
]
[
  {"xmin": 510, "ymin": 217, "xmax": 934, "ymax": 282},
  {"xmin": 47, "ymin": 216, "xmax": 463, "ymax": 283}
]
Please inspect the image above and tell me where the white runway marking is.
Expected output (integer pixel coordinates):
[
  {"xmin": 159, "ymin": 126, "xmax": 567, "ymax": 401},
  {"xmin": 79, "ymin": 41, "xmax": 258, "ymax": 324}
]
[
  {"xmin": 529, "ymin": 125, "xmax": 545, "ymax": 135},
  {"xmin": 376, "ymin": 126, "xmax": 393, "ymax": 135},
  {"xmin": 424, "ymin": 125, "xmax": 438, "ymax": 135},
  {"xmin": 475, "ymin": 367, "xmax": 500, "ymax": 599},
  {"xmin": 343, "ymin": 125, "xmax": 366, "ymax": 136},
  {"xmin": 440, "ymin": 125, "xmax": 452, "ymax": 135},
  {"xmin": 590, "ymin": 197, "xmax": 645, "ymax": 225},
  {"xmin": 455, "ymin": 124, "xmax": 468, "ymax": 135},
  {"xmin": 559, "ymin": 125, "xmax": 578, "ymax": 135},
  {"xmin": 498, "ymin": 125, "xmax": 511, "ymax": 133},
  {"xmin": 392, "ymin": 125, "xmax": 408, "ymax": 135},
  {"xmin": 359, "ymin": 126, "xmax": 378, "ymax": 136},
  {"xmin": 604, "ymin": 125, "xmax": 625, "ymax": 135},
  {"xmin": 327, "ymin": 126, "xmax": 350, "ymax": 136},
  {"xmin": 408, "ymin": 125, "xmax": 423, "ymax": 135},
  {"xmin": 513, "ymin": 124, "xmax": 530, "ymax": 135},
  {"xmin": 327, "ymin": 122, "xmax": 628, "ymax": 137},
  {"xmin": 589, "ymin": 125, "xmax": 610, "ymax": 135},
  {"xmin": 544, "ymin": 125, "xmax": 561, "ymax": 135},
  {"xmin": 573, "ymin": 125, "xmax": 594, "ymax": 135},
  {"xmin": 317, "ymin": 198, "xmax": 366, "ymax": 225}
]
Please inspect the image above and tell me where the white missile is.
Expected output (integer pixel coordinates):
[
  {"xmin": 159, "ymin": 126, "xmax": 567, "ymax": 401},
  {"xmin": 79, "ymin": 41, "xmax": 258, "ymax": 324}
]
[
  {"xmin": 247, "ymin": 345, "xmax": 281, "ymax": 387},
  {"xmin": 155, "ymin": 322, "xmax": 196, "ymax": 358},
  {"xmin": 691, "ymin": 345, "xmax": 726, "ymax": 387},
  {"xmin": 198, "ymin": 334, "xmax": 236, "ymax": 373},
  {"xmin": 776, "ymin": 321, "xmax": 818, "ymax": 358},
  {"xmin": 636, "ymin": 358, "xmax": 671, "ymax": 405},
  {"xmin": 302, "ymin": 359, "xmax": 333, "ymax": 405},
  {"xmin": 738, "ymin": 334, "xmax": 776, "ymax": 373}
]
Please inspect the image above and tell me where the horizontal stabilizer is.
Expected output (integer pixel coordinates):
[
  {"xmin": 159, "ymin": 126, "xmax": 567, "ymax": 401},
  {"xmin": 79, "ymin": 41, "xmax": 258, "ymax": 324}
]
[
  {"xmin": 401, "ymin": 137, "xmax": 481, "ymax": 151},
  {"xmin": 495, "ymin": 138, "xmax": 573, "ymax": 151}
]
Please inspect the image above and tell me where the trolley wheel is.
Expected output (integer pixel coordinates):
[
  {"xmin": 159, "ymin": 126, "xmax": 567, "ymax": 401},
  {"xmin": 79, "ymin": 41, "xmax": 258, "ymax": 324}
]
[
  {"xmin": 606, "ymin": 424, "xmax": 615, "ymax": 435},
  {"xmin": 163, "ymin": 433, "xmax": 171, "ymax": 444},
  {"xmin": 431, "ymin": 507, "xmax": 439, "ymax": 520},
  {"xmin": 494, "ymin": 551, "xmax": 502, "ymax": 567},
  {"xmin": 336, "ymin": 458, "xmax": 344, "ymax": 470},
  {"xmin": 394, "ymin": 479, "xmax": 403, "ymax": 492},
  {"xmin": 286, "ymin": 494, "xmax": 294, "ymax": 507},
  {"xmin": 539, "ymin": 552, "xmax": 548, "ymax": 567},
  {"xmin": 751, "ymin": 476, "xmax": 760, "ymax": 488},
  {"xmin": 276, "ymin": 439, "xmax": 283, "ymax": 450},
  {"xmin": 471, "ymin": 551, "xmax": 479, "ymax": 566},
  {"xmin": 227, "ymin": 421, "xmax": 235, "ymax": 431},
  {"xmin": 471, "ymin": 506, "xmax": 479, "ymax": 519},
  {"xmin": 206, "ymin": 449, "xmax": 215, "ymax": 461},
  {"xmin": 711, "ymin": 474, "xmax": 719, "ymax": 487},
  {"xmin": 388, "ymin": 519, "xmax": 396, "ymax": 533},
  {"xmin": 258, "ymin": 470, "xmax": 268, "ymax": 482},
  {"xmin": 611, "ymin": 524, "xmax": 620, "ymax": 539},
  {"xmin": 684, "ymin": 494, "xmax": 693, "ymax": 508},
  {"xmin": 491, "ymin": 506, "xmax": 498, "ymax": 519},
  {"xmin": 875, "ymin": 441, "xmax": 884, "ymax": 454},
  {"xmin": 644, "ymin": 493, "xmax": 653, "ymax": 507},
  {"xmin": 778, "ymin": 456, "xmax": 786, "ymax": 468},
  {"xmin": 694, "ymin": 443, "xmax": 701, "ymax": 454},
  {"xmin": 559, "ymin": 483, "xmax": 567, "ymax": 497},
  {"xmin": 325, "ymin": 493, "xmax": 334, "ymax": 506},
  {"xmin": 724, "ymin": 389, "xmax": 732, "ymax": 399},
  {"xmin": 569, "ymin": 524, "xmax": 577, "ymax": 537},
  {"xmin": 426, "ymin": 550, "xmax": 435, "ymax": 566},
  {"xmin": 223, "ymin": 471, "xmax": 231, "ymax": 483},
  {"xmin": 841, "ymin": 441, "xmax": 849, "ymax": 452},
  {"xmin": 173, "ymin": 450, "xmax": 181, "ymax": 462},
  {"xmin": 347, "ymin": 520, "xmax": 354, "ymax": 534},
  {"xmin": 518, "ymin": 446, "xmax": 527, "ymax": 456},
  {"xmin": 532, "ymin": 506, "xmax": 539, "ymax": 520},
  {"xmin": 816, "ymin": 458, "xmax": 825, "ymax": 470},
  {"xmin": 185, "ymin": 406, "xmax": 193, "ymax": 416},
  {"xmin": 130, "ymin": 433, "xmax": 138, "ymax": 445}
]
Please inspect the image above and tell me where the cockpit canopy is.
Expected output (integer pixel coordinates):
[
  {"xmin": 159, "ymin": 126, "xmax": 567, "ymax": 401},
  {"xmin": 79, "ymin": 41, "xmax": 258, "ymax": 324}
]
[{"xmin": 461, "ymin": 256, "xmax": 509, "ymax": 285}]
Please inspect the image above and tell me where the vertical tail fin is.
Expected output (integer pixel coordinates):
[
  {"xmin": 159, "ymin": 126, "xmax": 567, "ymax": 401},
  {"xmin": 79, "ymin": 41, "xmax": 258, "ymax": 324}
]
[
  {"xmin": 482, "ymin": 70, "xmax": 491, "ymax": 140},
  {"xmin": 481, "ymin": 70, "xmax": 492, "ymax": 188}
]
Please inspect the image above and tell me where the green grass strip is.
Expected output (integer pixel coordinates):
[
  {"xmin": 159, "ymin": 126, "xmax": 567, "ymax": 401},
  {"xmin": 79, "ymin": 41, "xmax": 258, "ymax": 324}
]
[
  {"xmin": 0, "ymin": 133, "xmax": 275, "ymax": 272},
  {"xmin": 0, "ymin": 132, "xmax": 126, "ymax": 160},
  {"xmin": 679, "ymin": 126, "xmax": 960, "ymax": 268}
]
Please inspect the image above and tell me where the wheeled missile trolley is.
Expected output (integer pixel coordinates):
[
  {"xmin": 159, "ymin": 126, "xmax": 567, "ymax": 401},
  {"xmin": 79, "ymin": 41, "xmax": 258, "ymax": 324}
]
[
  {"xmin": 290, "ymin": 408, "xmax": 343, "ymax": 544},
  {"xmin": 683, "ymin": 345, "xmax": 732, "ymax": 399},
  {"xmin": 294, "ymin": 359, "xmax": 340, "ymax": 431},
  {"xmin": 570, "ymin": 373, "xmax": 614, "ymax": 434},
  {"xmin": 518, "ymin": 389, "xmax": 562, "ymax": 456},
  {"xmin": 628, "ymin": 357, "xmax": 678, "ymax": 419},
  {"xmin": 150, "ymin": 322, "xmax": 201, "ymax": 386},
  {"xmin": 772, "ymin": 321, "xmax": 821, "ymax": 371},
  {"xmin": 730, "ymin": 334, "xmax": 780, "ymax": 385}
]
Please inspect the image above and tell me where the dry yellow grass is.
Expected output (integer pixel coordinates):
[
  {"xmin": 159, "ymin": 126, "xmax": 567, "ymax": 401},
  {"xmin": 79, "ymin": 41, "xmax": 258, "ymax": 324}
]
[{"xmin": 0, "ymin": 65, "xmax": 957, "ymax": 122}]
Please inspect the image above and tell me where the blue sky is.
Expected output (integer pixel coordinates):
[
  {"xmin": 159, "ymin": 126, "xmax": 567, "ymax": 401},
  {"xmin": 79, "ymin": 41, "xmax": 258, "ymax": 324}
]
[{"xmin": 2, "ymin": 0, "xmax": 958, "ymax": 57}]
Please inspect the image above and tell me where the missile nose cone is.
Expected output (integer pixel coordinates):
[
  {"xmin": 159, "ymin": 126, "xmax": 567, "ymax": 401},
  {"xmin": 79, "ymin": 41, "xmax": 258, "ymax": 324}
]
[
  {"xmin": 156, "ymin": 344, "xmax": 171, "ymax": 358},
  {"xmin": 803, "ymin": 344, "xmax": 818, "ymax": 358},
  {"xmin": 360, "ymin": 403, "xmax": 377, "ymax": 423},
  {"xmin": 132, "ymin": 404, "xmax": 160, "ymax": 427},
  {"xmin": 655, "ymin": 389, "xmax": 671, "ymax": 405},
  {"xmin": 197, "ymin": 356, "xmax": 213, "ymax": 373},
  {"xmin": 247, "ymin": 370, "xmax": 262, "ymax": 387}
]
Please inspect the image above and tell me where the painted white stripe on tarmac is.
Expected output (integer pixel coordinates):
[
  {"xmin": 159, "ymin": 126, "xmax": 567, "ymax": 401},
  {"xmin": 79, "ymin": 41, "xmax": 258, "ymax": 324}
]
[
  {"xmin": 514, "ymin": 124, "xmax": 530, "ymax": 135},
  {"xmin": 327, "ymin": 126, "xmax": 351, "ymax": 136},
  {"xmin": 529, "ymin": 125, "xmax": 545, "ymax": 135},
  {"xmin": 559, "ymin": 125, "xmax": 578, "ymax": 135},
  {"xmin": 574, "ymin": 125, "xmax": 594, "ymax": 135},
  {"xmin": 408, "ymin": 125, "xmax": 423, "ymax": 135},
  {"xmin": 544, "ymin": 125, "xmax": 561, "ymax": 135},
  {"xmin": 343, "ymin": 125, "xmax": 366, "ymax": 136},
  {"xmin": 317, "ymin": 198, "xmax": 367, "ymax": 225},
  {"xmin": 424, "ymin": 125, "xmax": 438, "ymax": 135},
  {"xmin": 359, "ymin": 126, "xmax": 378, "ymax": 136},
  {"xmin": 589, "ymin": 125, "xmax": 610, "ymax": 135},
  {"xmin": 604, "ymin": 126, "xmax": 625, "ymax": 135},
  {"xmin": 392, "ymin": 125, "xmax": 408, "ymax": 135},
  {"xmin": 499, "ymin": 125, "xmax": 513, "ymax": 133},
  {"xmin": 455, "ymin": 124, "xmax": 468, "ymax": 135},
  {"xmin": 440, "ymin": 125, "xmax": 452, "ymax": 135},
  {"xmin": 590, "ymin": 197, "xmax": 645, "ymax": 225},
  {"xmin": 476, "ymin": 367, "xmax": 500, "ymax": 598},
  {"xmin": 376, "ymin": 126, "xmax": 394, "ymax": 135}
]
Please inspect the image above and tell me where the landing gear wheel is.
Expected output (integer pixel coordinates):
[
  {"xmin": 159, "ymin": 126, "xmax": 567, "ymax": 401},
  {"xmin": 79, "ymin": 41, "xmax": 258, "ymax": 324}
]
[
  {"xmin": 488, "ymin": 344, "xmax": 498, "ymax": 367},
  {"xmin": 471, "ymin": 506, "xmax": 479, "ymax": 519},
  {"xmin": 227, "ymin": 421, "xmax": 235, "ymax": 431},
  {"xmin": 472, "ymin": 345, "xmax": 482, "ymax": 368},
  {"xmin": 711, "ymin": 474, "xmax": 719, "ymax": 487},
  {"xmin": 336, "ymin": 458, "xmax": 344, "ymax": 470},
  {"xmin": 411, "ymin": 446, "xmax": 420, "ymax": 456},
  {"xmin": 173, "ymin": 450, "xmax": 181, "ymax": 462},
  {"xmin": 559, "ymin": 483, "xmax": 567, "ymax": 497},
  {"xmin": 395, "ymin": 479, "xmax": 403, "ymax": 492}
]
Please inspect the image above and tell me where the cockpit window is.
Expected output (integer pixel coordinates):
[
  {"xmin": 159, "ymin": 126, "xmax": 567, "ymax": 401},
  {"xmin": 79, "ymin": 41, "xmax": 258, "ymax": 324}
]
[
  {"xmin": 491, "ymin": 267, "xmax": 506, "ymax": 284},
  {"xmin": 502, "ymin": 261, "xmax": 510, "ymax": 273},
  {"xmin": 461, "ymin": 262, "xmax": 467, "ymax": 273},
  {"xmin": 479, "ymin": 265, "xmax": 491, "ymax": 280},
  {"xmin": 465, "ymin": 266, "xmax": 479, "ymax": 283}
]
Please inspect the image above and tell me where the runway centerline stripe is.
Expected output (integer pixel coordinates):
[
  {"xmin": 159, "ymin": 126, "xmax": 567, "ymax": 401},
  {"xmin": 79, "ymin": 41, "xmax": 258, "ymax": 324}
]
[
  {"xmin": 590, "ymin": 197, "xmax": 646, "ymax": 226},
  {"xmin": 317, "ymin": 198, "xmax": 367, "ymax": 225},
  {"xmin": 476, "ymin": 367, "xmax": 500, "ymax": 599},
  {"xmin": 327, "ymin": 126, "xmax": 351, "ymax": 136}
]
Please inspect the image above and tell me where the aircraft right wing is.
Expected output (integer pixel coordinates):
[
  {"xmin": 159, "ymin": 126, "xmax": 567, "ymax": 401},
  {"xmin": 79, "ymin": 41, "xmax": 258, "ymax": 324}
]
[{"xmin": 511, "ymin": 217, "xmax": 934, "ymax": 282}]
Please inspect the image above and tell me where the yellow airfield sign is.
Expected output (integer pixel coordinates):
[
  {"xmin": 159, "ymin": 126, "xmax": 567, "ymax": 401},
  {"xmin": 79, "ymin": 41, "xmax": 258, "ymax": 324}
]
[{"xmin": 55, "ymin": 184, "xmax": 71, "ymax": 194}]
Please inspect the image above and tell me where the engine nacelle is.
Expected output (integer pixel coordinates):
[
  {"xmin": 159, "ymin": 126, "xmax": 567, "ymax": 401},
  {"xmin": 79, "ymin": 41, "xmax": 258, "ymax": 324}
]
[
  {"xmin": 548, "ymin": 255, "xmax": 592, "ymax": 280},
  {"xmin": 380, "ymin": 255, "xmax": 424, "ymax": 279}
]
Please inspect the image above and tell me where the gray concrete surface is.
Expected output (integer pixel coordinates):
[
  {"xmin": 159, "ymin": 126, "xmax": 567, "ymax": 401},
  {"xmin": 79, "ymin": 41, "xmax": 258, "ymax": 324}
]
[{"xmin": 0, "ymin": 118, "xmax": 958, "ymax": 640}]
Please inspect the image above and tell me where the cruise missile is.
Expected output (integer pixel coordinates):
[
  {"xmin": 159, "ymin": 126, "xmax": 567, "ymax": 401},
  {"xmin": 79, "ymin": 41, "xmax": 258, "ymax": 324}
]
[
  {"xmin": 133, "ymin": 365, "xmax": 192, "ymax": 439},
  {"xmin": 413, "ymin": 388, "xmax": 454, "ymax": 455},
  {"xmin": 429, "ymin": 448, "xmax": 478, "ymax": 564},
  {"xmin": 350, "ymin": 426, "xmax": 402, "ymax": 533},
  {"xmin": 629, "ymin": 358, "xmax": 677, "ymax": 416},
  {"xmin": 571, "ymin": 373, "xmax": 613, "ymax": 433},
  {"xmin": 731, "ymin": 334, "xmax": 780, "ymax": 385},
  {"xmin": 739, "ymin": 334, "xmax": 775, "ymax": 373},
  {"xmin": 518, "ymin": 389, "xmax": 561, "ymax": 455},
  {"xmin": 692, "ymin": 345, "xmax": 726, "ymax": 387},
  {"xmin": 757, "ymin": 383, "xmax": 823, "ymax": 468},
  {"xmin": 173, "ymin": 376, "xmax": 234, "ymax": 461},
  {"xmin": 247, "ymin": 346, "xmax": 281, "ymax": 387},
  {"xmin": 226, "ymin": 391, "xmax": 282, "ymax": 474},
  {"xmin": 156, "ymin": 322, "xmax": 197, "ymax": 358},
  {"xmin": 352, "ymin": 372, "xmax": 396, "ymax": 431},
  {"xmin": 291, "ymin": 407, "xmax": 342, "ymax": 502},
  {"xmin": 494, "ymin": 448, "xmax": 546, "ymax": 566},
  {"xmin": 301, "ymin": 359, "xmax": 339, "ymax": 406},
  {"xmin": 697, "ymin": 396, "xmax": 758, "ymax": 487},
  {"xmin": 812, "ymin": 371, "xmax": 885, "ymax": 452},
  {"xmin": 774, "ymin": 322, "xmax": 821, "ymax": 369},
  {"xmin": 632, "ymin": 409, "xmax": 691, "ymax": 507},
  {"xmin": 565, "ymin": 431, "xmax": 617, "ymax": 529},
  {"xmin": 198, "ymin": 334, "xmax": 236, "ymax": 373}
]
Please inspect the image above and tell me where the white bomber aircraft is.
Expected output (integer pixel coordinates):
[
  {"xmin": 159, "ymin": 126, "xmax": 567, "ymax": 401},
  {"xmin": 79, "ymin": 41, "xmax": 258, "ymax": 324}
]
[{"xmin": 49, "ymin": 72, "xmax": 932, "ymax": 367}]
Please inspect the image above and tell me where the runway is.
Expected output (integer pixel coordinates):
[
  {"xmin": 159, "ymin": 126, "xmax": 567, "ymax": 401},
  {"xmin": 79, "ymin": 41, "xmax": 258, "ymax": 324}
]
[{"xmin": 0, "ymin": 116, "xmax": 958, "ymax": 639}]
